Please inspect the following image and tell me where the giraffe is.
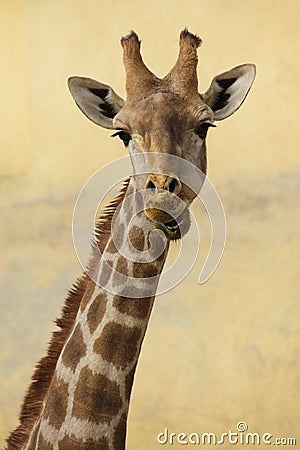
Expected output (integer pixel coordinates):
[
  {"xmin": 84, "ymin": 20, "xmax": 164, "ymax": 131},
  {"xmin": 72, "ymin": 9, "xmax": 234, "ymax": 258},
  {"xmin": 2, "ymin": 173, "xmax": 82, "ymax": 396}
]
[{"xmin": 6, "ymin": 29, "xmax": 255, "ymax": 450}]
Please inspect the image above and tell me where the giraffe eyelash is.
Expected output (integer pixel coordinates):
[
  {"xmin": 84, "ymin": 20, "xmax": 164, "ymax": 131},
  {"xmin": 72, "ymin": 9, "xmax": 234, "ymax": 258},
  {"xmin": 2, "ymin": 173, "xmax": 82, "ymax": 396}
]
[
  {"xmin": 111, "ymin": 130, "xmax": 132, "ymax": 146},
  {"xmin": 194, "ymin": 121, "xmax": 216, "ymax": 140}
]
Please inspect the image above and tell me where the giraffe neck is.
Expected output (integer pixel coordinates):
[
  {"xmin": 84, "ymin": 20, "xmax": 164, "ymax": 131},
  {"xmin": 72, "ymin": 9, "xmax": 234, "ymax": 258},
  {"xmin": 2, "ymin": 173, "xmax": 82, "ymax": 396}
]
[{"xmin": 24, "ymin": 179, "xmax": 169, "ymax": 450}]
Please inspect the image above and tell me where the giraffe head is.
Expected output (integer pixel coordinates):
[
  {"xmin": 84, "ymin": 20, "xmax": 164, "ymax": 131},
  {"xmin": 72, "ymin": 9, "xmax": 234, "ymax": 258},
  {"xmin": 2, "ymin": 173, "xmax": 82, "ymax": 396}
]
[{"xmin": 68, "ymin": 29, "xmax": 255, "ymax": 240}]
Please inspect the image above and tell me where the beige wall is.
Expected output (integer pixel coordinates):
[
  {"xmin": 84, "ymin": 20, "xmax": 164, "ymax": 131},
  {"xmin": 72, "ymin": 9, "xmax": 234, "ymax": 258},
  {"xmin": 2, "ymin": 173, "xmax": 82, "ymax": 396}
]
[{"xmin": 1, "ymin": 0, "xmax": 299, "ymax": 448}]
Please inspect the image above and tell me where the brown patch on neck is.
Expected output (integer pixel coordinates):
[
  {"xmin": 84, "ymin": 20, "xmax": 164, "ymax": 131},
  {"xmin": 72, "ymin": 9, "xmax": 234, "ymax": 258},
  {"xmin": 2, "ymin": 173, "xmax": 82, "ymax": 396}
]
[
  {"xmin": 36, "ymin": 434, "xmax": 53, "ymax": 450},
  {"xmin": 72, "ymin": 367, "xmax": 122, "ymax": 423},
  {"xmin": 6, "ymin": 178, "xmax": 130, "ymax": 450},
  {"xmin": 93, "ymin": 322, "xmax": 141, "ymax": 370},
  {"xmin": 43, "ymin": 373, "xmax": 68, "ymax": 429},
  {"xmin": 113, "ymin": 413, "xmax": 127, "ymax": 450},
  {"xmin": 59, "ymin": 435, "xmax": 109, "ymax": 450},
  {"xmin": 113, "ymin": 295, "xmax": 153, "ymax": 320},
  {"xmin": 61, "ymin": 324, "xmax": 86, "ymax": 370}
]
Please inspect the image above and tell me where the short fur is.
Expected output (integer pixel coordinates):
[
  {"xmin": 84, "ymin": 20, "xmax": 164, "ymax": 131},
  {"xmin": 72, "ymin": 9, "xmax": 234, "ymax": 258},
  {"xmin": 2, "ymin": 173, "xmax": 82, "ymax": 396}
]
[
  {"xmin": 6, "ymin": 178, "xmax": 130, "ymax": 450},
  {"xmin": 6, "ymin": 27, "xmax": 256, "ymax": 449}
]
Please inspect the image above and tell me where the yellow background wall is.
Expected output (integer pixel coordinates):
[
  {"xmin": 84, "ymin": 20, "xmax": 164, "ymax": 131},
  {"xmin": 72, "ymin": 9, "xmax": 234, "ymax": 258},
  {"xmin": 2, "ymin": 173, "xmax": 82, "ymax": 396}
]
[{"xmin": 0, "ymin": 0, "xmax": 299, "ymax": 448}]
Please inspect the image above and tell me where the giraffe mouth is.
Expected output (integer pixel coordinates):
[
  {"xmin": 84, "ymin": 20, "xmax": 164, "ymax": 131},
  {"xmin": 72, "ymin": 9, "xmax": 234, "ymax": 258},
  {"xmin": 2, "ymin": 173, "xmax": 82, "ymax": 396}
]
[{"xmin": 155, "ymin": 207, "xmax": 191, "ymax": 240}]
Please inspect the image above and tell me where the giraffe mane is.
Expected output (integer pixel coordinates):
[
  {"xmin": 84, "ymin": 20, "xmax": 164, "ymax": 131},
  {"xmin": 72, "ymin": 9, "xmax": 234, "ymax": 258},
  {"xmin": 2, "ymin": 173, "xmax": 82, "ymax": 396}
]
[{"xmin": 6, "ymin": 177, "xmax": 131, "ymax": 450}]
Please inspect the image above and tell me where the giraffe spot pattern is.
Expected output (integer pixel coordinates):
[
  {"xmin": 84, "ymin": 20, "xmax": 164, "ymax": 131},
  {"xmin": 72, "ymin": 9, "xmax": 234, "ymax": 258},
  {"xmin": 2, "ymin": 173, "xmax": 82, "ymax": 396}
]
[
  {"xmin": 80, "ymin": 282, "xmax": 97, "ymax": 312},
  {"xmin": 113, "ymin": 295, "xmax": 153, "ymax": 320},
  {"xmin": 106, "ymin": 238, "xmax": 119, "ymax": 255},
  {"xmin": 93, "ymin": 322, "xmax": 141, "ymax": 370},
  {"xmin": 42, "ymin": 373, "xmax": 68, "ymax": 430},
  {"xmin": 113, "ymin": 413, "xmax": 127, "ymax": 450},
  {"xmin": 128, "ymin": 225, "xmax": 145, "ymax": 251},
  {"xmin": 115, "ymin": 255, "xmax": 128, "ymax": 276},
  {"xmin": 132, "ymin": 261, "xmax": 159, "ymax": 278},
  {"xmin": 36, "ymin": 434, "xmax": 53, "ymax": 450},
  {"xmin": 148, "ymin": 233, "xmax": 168, "ymax": 262},
  {"xmin": 98, "ymin": 262, "xmax": 112, "ymax": 288},
  {"xmin": 111, "ymin": 255, "xmax": 129, "ymax": 289},
  {"xmin": 87, "ymin": 292, "xmax": 107, "ymax": 334},
  {"xmin": 61, "ymin": 324, "xmax": 86, "ymax": 371},
  {"xmin": 72, "ymin": 366, "xmax": 122, "ymax": 423},
  {"xmin": 59, "ymin": 434, "xmax": 109, "ymax": 449}
]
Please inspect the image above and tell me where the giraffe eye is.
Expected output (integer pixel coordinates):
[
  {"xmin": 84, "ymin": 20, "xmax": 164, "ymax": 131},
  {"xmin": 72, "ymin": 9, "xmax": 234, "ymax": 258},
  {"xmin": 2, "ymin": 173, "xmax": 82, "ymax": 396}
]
[
  {"xmin": 111, "ymin": 130, "xmax": 132, "ymax": 146},
  {"xmin": 194, "ymin": 121, "xmax": 216, "ymax": 140}
]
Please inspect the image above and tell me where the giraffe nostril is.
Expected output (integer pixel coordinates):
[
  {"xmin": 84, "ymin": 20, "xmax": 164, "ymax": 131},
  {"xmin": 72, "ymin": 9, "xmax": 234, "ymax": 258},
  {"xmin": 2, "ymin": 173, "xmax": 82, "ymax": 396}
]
[
  {"xmin": 145, "ymin": 176, "xmax": 182, "ymax": 194},
  {"xmin": 145, "ymin": 179, "xmax": 156, "ymax": 193},
  {"xmin": 168, "ymin": 177, "xmax": 181, "ymax": 194}
]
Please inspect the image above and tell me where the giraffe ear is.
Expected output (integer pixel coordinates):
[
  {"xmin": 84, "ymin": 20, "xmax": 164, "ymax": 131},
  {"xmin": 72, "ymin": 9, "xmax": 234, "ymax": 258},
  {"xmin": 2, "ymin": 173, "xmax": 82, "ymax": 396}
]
[
  {"xmin": 202, "ymin": 64, "xmax": 256, "ymax": 121},
  {"xmin": 68, "ymin": 76, "xmax": 124, "ymax": 129}
]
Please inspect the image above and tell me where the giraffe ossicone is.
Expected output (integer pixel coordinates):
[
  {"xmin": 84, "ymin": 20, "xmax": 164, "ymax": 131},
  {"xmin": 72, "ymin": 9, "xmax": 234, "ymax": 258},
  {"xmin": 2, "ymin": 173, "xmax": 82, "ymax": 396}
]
[{"xmin": 7, "ymin": 29, "xmax": 255, "ymax": 450}]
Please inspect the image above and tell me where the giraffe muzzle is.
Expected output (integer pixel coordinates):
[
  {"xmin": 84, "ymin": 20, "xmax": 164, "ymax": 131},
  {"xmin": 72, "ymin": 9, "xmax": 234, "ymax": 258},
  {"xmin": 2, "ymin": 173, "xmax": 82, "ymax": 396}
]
[
  {"xmin": 144, "ymin": 190, "xmax": 191, "ymax": 240},
  {"xmin": 154, "ymin": 206, "xmax": 191, "ymax": 240}
]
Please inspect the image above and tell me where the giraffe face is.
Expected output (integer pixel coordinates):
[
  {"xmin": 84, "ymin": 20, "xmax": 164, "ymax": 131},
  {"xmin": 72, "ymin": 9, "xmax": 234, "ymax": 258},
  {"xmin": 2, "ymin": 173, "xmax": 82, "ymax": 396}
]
[
  {"xmin": 112, "ymin": 92, "xmax": 213, "ymax": 239},
  {"xmin": 68, "ymin": 30, "xmax": 255, "ymax": 240}
]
